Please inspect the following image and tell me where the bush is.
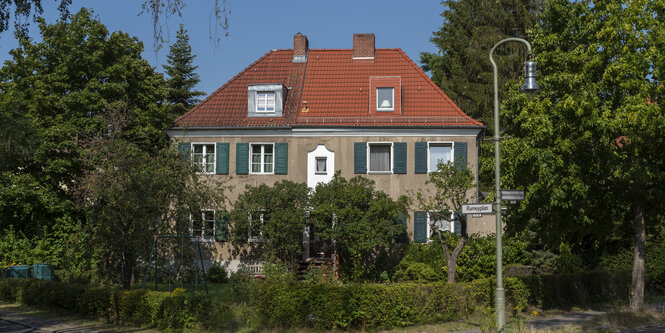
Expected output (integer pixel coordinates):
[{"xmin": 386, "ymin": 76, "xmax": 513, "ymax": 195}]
[
  {"xmin": 0, "ymin": 278, "xmax": 212, "ymax": 329},
  {"xmin": 258, "ymin": 279, "xmax": 518, "ymax": 330},
  {"xmin": 206, "ymin": 264, "xmax": 228, "ymax": 283}
]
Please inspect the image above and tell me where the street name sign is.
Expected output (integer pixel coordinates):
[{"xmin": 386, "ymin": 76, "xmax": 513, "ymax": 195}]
[
  {"xmin": 501, "ymin": 190, "xmax": 525, "ymax": 201},
  {"xmin": 462, "ymin": 203, "xmax": 494, "ymax": 215}
]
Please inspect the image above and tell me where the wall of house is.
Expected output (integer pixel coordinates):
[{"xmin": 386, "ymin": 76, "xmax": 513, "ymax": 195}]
[{"xmin": 175, "ymin": 130, "xmax": 494, "ymax": 268}]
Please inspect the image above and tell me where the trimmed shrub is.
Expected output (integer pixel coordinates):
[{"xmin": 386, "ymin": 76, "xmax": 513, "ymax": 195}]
[{"xmin": 0, "ymin": 278, "xmax": 212, "ymax": 329}]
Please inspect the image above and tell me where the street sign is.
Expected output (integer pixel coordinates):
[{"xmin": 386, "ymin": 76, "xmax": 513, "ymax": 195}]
[
  {"xmin": 462, "ymin": 203, "xmax": 494, "ymax": 215},
  {"xmin": 501, "ymin": 189, "xmax": 525, "ymax": 201}
]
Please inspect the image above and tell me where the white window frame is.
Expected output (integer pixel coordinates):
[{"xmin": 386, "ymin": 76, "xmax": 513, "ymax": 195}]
[
  {"xmin": 367, "ymin": 142, "xmax": 393, "ymax": 174},
  {"xmin": 255, "ymin": 91, "xmax": 276, "ymax": 113},
  {"xmin": 427, "ymin": 211, "xmax": 455, "ymax": 242},
  {"xmin": 376, "ymin": 87, "xmax": 395, "ymax": 111},
  {"xmin": 192, "ymin": 143, "xmax": 216, "ymax": 174},
  {"xmin": 249, "ymin": 143, "xmax": 275, "ymax": 175},
  {"xmin": 427, "ymin": 141, "xmax": 455, "ymax": 173},
  {"xmin": 248, "ymin": 212, "xmax": 265, "ymax": 243},
  {"xmin": 191, "ymin": 209, "xmax": 215, "ymax": 242},
  {"xmin": 315, "ymin": 156, "xmax": 327, "ymax": 175}
]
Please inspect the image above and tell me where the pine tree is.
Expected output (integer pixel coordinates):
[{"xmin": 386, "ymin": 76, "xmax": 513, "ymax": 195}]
[
  {"xmin": 164, "ymin": 24, "xmax": 205, "ymax": 115},
  {"xmin": 420, "ymin": 0, "xmax": 539, "ymax": 133}
]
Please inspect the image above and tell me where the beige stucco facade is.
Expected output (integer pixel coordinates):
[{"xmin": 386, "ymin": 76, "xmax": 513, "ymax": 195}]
[{"xmin": 170, "ymin": 127, "xmax": 491, "ymax": 269}]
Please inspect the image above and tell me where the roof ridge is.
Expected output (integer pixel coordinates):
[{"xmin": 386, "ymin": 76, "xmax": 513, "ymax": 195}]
[
  {"xmin": 394, "ymin": 48, "xmax": 483, "ymax": 126},
  {"xmin": 176, "ymin": 50, "xmax": 282, "ymax": 124}
]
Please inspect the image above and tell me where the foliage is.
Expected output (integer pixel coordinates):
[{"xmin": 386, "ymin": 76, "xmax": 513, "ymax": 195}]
[
  {"xmin": 205, "ymin": 264, "xmax": 228, "ymax": 283},
  {"xmin": 163, "ymin": 24, "xmax": 205, "ymax": 115},
  {"xmin": 309, "ymin": 173, "xmax": 410, "ymax": 282},
  {"xmin": 231, "ymin": 180, "xmax": 310, "ymax": 266},
  {"xmin": 0, "ymin": 0, "xmax": 71, "ymax": 37},
  {"xmin": 556, "ymin": 242, "xmax": 584, "ymax": 274},
  {"xmin": 500, "ymin": 0, "xmax": 665, "ymax": 308},
  {"xmin": 415, "ymin": 161, "xmax": 475, "ymax": 283},
  {"xmin": 599, "ymin": 239, "xmax": 665, "ymax": 294},
  {"xmin": 0, "ymin": 278, "xmax": 212, "ymax": 329},
  {"xmin": 0, "ymin": 8, "xmax": 175, "ymax": 275},
  {"xmin": 393, "ymin": 234, "xmax": 529, "ymax": 283},
  {"xmin": 81, "ymin": 137, "xmax": 224, "ymax": 289},
  {"xmin": 521, "ymin": 270, "xmax": 631, "ymax": 309},
  {"xmin": 420, "ymin": 0, "xmax": 538, "ymax": 133},
  {"xmin": 257, "ymin": 278, "xmax": 532, "ymax": 330}
]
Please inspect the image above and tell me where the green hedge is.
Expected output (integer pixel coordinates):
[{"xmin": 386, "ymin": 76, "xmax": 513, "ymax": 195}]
[
  {"xmin": 520, "ymin": 270, "xmax": 630, "ymax": 309},
  {"xmin": 0, "ymin": 278, "xmax": 211, "ymax": 329},
  {"xmin": 258, "ymin": 277, "xmax": 529, "ymax": 330},
  {"xmin": 258, "ymin": 271, "xmax": 628, "ymax": 330}
]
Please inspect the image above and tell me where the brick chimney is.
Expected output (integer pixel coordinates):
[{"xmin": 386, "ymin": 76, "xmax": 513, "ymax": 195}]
[
  {"xmin": 293, "ymin": 33, "xmax": 308, "ymax": 63},
  {"xmin": 352, "ymin": 33, "xmax": 375, "ymax": 59}
]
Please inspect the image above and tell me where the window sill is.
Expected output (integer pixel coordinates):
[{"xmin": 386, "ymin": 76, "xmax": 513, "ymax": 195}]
[
  {"xmin": 249, "ymin": 173, "xmax": 275, "ymax": 175},
  {"xmin": 376, "ymin": 109, "xmax": 395, "ymax": 112},
  {"xmin": 315, "ymin": 172, "xmax": 327, "ymax": 175},
  {"xmin": 368, "ymin": 171, "xmax": 393, "ymax": 174}
]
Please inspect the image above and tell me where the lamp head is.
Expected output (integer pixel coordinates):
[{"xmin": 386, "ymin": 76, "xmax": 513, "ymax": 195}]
[{"xmin": 520, "ymin": 61, "xmax": 540, "ymax": 93}]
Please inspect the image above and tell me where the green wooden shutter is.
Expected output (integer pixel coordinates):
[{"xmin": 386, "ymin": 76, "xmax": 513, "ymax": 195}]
[
  {"xmin": 216, "ymin": 143, "xmax": 229, "ymax": 175},
  {"xmin": 274, "ymin": 142, "xmax": 288, "ymax": 174},
  {"xmin": 393, "ymin": 142, "xmax": 407, "ymax": 174},
  {"xmin": 395, "ymin": 213, "xmax": 408, "ymax": 243},
  {"xmin": 454, "ymin": 219, "xmax": 462, "ymax": 236},
  {"xmin": 454, "ymin": 142, "xmax": 468, "ymax": 170},
  {"xmin": 354, "ymin": 142, "xmax": 367, "ymax": 174},
  {"xmin": 415, "ymin": 142, "xmax": 427, "ymax": 174},
  {"xmin": 414, "ymin": 211, "xmax": 427, "ymax": 243},
  {"xmin": 215, "ymin": 211, "xmax": 229, "ymax": 242},
  {"xmin": 177, "ymin": 142, "xmax": 190, "ymax": 159},
  {"xmin": 236, "ymin": 143, "xmax": 249, "ymax": 175}
]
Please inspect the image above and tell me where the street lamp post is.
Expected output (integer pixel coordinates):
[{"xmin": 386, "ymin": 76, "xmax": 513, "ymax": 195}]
[{"xmin": 489, "ymin": 38, "xmax": 539, "ymax": 331}]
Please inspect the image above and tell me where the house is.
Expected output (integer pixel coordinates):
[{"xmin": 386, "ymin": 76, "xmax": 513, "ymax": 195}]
[{"xmin": 168, "ymin": 33, "xmax": 487, "ymax": 272}]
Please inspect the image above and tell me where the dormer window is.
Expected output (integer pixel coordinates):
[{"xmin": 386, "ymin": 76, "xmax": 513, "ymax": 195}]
[
  {"xmin": 256, "ymin": 91, "xmax": 275, "ymax": 113},
  {"xmin": 247, "ymin": 84, "xmax": 286, "ymax": 117},
  {"xmin": 369, "ymin": 77, "xmax": 401, "ymax": 115},
  {"xmin": 377, "ymin": 87, "xmax": 394, "ymax": 111}
]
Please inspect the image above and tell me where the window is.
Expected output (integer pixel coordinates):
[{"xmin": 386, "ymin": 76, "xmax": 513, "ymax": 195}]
[
  {"xmin": 315, "ymin": 157, "xmax": 327, "ymax": 174},
  {"xmin": 256, "ymin": 91, "xmax": 275, "ymax": 113},
  {"xmin": 192, "ymin": 210, "xmax": 215, "ymax": 240},
  {"xmin": 428, "ymin": 143, "xmax": 453, "ymax": 172},
  {"xmin": 193, "ymin": 144, "xmax": 215, "ymax": 174},
  {"xmin": 248, "ymin": 212, "xmax": 265, "ymax": 243},
  {"xmin": 427, "ymin": 211, "xmax": 454, "ymax": 240},
  {"xmin": 368, "ymin": 143, "xmax": 392, "ymax": 172},
  {"xmin": 376, "ymin": 87, "xmax": 394, "ymax": 111},
  {"xmin": 250, "ymin": 144, "xmax": 274, "ymax": 174}
]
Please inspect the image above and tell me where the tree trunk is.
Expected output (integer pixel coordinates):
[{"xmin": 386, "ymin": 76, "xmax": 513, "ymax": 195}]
[
  {"xmin": 435, "ymin": 228, "xmax": 468, "ymax": 284},
  {"xmin": 121, "ymin": 252, "xmax": 135, "ymax": 290},
  {"xmin": 630, "ymin": 199, "xmax": 646, "ymax": 311}
]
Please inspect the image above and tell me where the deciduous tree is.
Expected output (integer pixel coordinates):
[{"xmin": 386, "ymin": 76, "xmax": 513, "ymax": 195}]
[
  {"xmin": 415, "ymin": 161, "xmax": 475, "ymax": 283},
  {"xmin": 309, "ymin": 173, "xmax": 410, "ymax": 282},
  {"xmin": 500, "ymin": 0, "xmax": 665, "ymax": 310},
  {"xmin": 230, "ymin": 180, "xmax": 310, "ymax": 269}
]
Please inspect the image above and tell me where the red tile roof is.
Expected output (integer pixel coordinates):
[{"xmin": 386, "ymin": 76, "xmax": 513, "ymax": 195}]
[{"xmin": 176, "ymin": 47, "xmax": 482, "ymax": 128}]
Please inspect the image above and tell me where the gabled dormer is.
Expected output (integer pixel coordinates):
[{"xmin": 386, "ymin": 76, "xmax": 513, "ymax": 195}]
[{"xmin": 247, "ymin": 84, "xmax": 287, "ymax": 117}]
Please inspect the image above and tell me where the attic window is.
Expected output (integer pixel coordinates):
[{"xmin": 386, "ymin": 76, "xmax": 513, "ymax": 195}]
[
  {"xmin": 376, "ymin": 87, "xmax": 394, "ymax": 111},
  {"xmin": 247, "ymin": 84, "xmax": 285, "ymax": 117},
  {"xmin": 256, "ymin": 92, "xmax": 275, "ymax": 113}
]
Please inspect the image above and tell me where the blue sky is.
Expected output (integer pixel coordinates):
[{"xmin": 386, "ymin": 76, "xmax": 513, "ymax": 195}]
[{"xmin": 0, "ymin": 0, "xmax": 444, "ymax": 95}]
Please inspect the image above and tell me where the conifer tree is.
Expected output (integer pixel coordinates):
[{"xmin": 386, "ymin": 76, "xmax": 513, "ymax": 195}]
[
  {"xmin": 164, "ymin": 24, "xmax": 205, "ymax": 115},
  {"xmin": 420, "ymin": 0, "xmax": 539, "ymax": 133}
]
